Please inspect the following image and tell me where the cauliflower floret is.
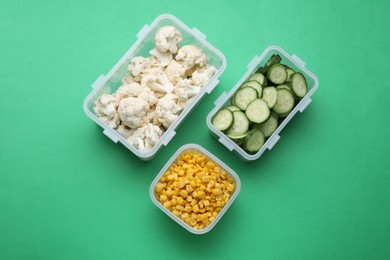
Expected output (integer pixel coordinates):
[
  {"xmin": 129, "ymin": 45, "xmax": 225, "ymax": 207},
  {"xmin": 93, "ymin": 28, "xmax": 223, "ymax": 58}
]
[
  {"xmin": 191, "ymin": 65, "xmax": 217, "ymax": 87},
  {"xmin": 116, "ymin": 124, "xmax": 136, "ymax": 139},
  {"xmin": 127, "ymin": 123, "xmax": 164, "ymax": 152},
  {"xmin": 147, "ymin": 109, "xmax": 161, "ymax": 126},
  {"xmin": 115, "ymin": 82, "xmax": 143, "ymax": 99},
  {"xmin": 174, "ymin": 79, "xmax": 201, "ymax": 108},
  {"xmin": 154, "ymin": 26, "xmax": 182, "ymax": 53},
  {"xmin": 175, "ymin": 45, "xmax": 209, "ymax": 72},
  {"xmin": 164, "ymin": 60, "xmax": 186, "ymax": 86},
  {"xmin": 155, "ymin": 94, "xmax": 183, "ymax": 129},
  {"xmin": 93, "ymin": 93, "xmax": 120, "ymax": 129},
  {"xmin": 141, "ymin": 67, "xmax": 174, "ymax": 97},
  {"xmin": 149, "ymin": 48, "xmax": 173, "ymax": 67},
  {"xmin": 118, "ymin": 97, "xmax": 150, "ymax": 129},
  {"xmin": 127, "ymin": 56, "xmax": 152, "ymax": 81},
  {"xmin": 138, "ymin": 87, "xmax": 159, "ymax": 106}
]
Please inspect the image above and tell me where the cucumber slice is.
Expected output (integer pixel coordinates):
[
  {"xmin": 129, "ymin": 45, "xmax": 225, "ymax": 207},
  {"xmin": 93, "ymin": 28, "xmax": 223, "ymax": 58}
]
[
  {"xmin": 272, "ymin": 88, "xmax": 295, "ymax": 115},
  {"xmin": 276, "ymin": 84, "xmax": 292, "ymax": 92},
  {"xmin": 249, "ymin": 73, "xmax": 267, "ymax": 86},
  {"xmin": 234, "ymin": 86, "xmax": 258, "ymax": 110},
  {"xmin": 226, "ymin": 111, "xmax": 250, "ymax": 136},
  {"xmin": 262, "ymin": 87, "xmax": 277, "ymax": 108},
  {"xmin": 227, "ymin": 131, "xmax": 248, "ymax": 139},
  {"xmin": 290, "ymin": 72, "xmax": 308, "ymax": 98},
  {"xmin": 245, "ymin": 99, "xmax": 270, "ymax": 124},
  {"xmin": 253, "ymin": 115, "xmax": 278, "ymax": 137},
  {"xmin": 212, "ymin": 109, "xmax": 233, "ymax": 131},
  {"xmin": 240, "ymin": 80, "xmax": 263, "ymax": 98},
  {"xmin": 244, "ymin": 128, "xmax": 265, "ymax": 153},
  {"xmin": 286, "ymin": 68, "xmax": 295, "ymax": 80},
  {"xmin": 267, "ymin": 64, "xmax": 288, "ymax": 84},
  {"xmin": 225, "ymin": 105, "xmax": 240, "ymax": 112}
]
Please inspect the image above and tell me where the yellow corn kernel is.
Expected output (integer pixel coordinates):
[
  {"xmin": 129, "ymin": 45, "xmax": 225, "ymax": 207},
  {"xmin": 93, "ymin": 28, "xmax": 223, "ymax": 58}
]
[
  {"xmin": 163, "ymin": 201, "xmax": 171, "ymax": 208},
  {"xmin": 203, "ymin": 200, "xmax": 210, "ymax": 207},
  {"xmin": 213, "ymin": 166, "xmax": 220, "ymax": 173},
  {"xmin": 167, "ymin": 174, "xmax": 175, "ymax": 181},
  {"xmin": 209, "ymin": 216, "xmax": 215, "ymax": 222},
  {"xmin": 174, "ymin": 188, "xmax": 180, "ymax": 196},
  {"xmin": 186, "ymin": 195, "xmax": 193, "ymax": 202},
  {"xmin": 159, "ymin": 194, "xmax": 168, "ymax": 202},
  {"xmin": 190, "ymin": 180, "xmax": 197, "ymax": 188},
  {"xmin": 197, "ymin": 190, "xmax": 206, "ymax": 199},
  {"xmin": 201, "ymin": 175, "xmax": 211, "ymax": 183},
  {"xmin": 199, "ymin": 208, "xmax": 206, "ymax": 213},
  {"xmin": 191, "ymin": 199, "xmax": 197, "ymax": 206},
  {"xmin": 155, "ymin": 182, "xmax": 165, "ymax": 193},
  {"xmin": 172, "ymin": 209, "xmax": 181, "ymax": 216},
  {"xmin": 177, "ymin": 160, "xmax": 184, "ymax": 166},
  {"xmin": 176, "ymin": 204, "xmax": 184, "ymax": 211},
  {"xmin": 186, "ymin": 185, "xmax": 194, "ymax": 193},
  {"xmin": 215, "ymin": 207, "xmax": 223, "ymax": 212},
  {"xmin": 207, "ymin": 180, "xmax": 215, "ymax": 188},
  {"xmin": 192, "ymin": 204, "xmax": 199, "ymax": 212},
  {"xmin": 179, "ymin": 190, "xmax": 188, "ymax": 198},
  {"xmin": 177, "ymin": 197, "xmax": 185, "ymax": 205},
  {"xmin": 198, "ymin": 223, "xmax": 205, "ymax": 230},
  {"xmin": 185, "ymin": 217, "xmax": 192, "ymax": 224},
  {"xmin": 165, "ymin": 189, "xmax": 174, "ymax": 197},
  {"xmin": 195, "ymin": 179, "xmax": 202, "ymax": 186},
  {"xmin": 184, "ymin": 205, "xmax": 192, "ymax": 212},
  {"xmin": 191, "ymin": 213, "xmax": 197, "ymax": 220},
  {"xmin": 190, "ymin": 219, "xmax": 197, "ymax": 226},
  {"xmin": 198, "ymin": 200, "xmax": 204, "ymax": 209},
  {"xmin": 212, "ymin": 188, "xmax": 222, "ymax": 196},
  {"xmin": 195, "ymin": 157, "xmax": 203, "ymax": 164},
  {"xmin": 171, "ymin": 198, "xmax": 177, "ymax": 206},
  {"xmin": 178, "ymin": 169, "xmax": 185, "ymax": 176},
  {"xmin": 194, "ymin": 224, "xmax": 200, "ymax": 230}
]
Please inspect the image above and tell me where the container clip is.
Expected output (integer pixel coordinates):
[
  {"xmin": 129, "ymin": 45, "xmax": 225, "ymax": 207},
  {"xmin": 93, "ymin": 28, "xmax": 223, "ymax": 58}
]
[
  {"xmin": 291, "ymin": 54, "xmax": 306, "ymax": 67},
  {"xmin": 136, "ymin": 24, "xmax": 150, "ymax": 39},
  {"xmin": 219, "ymin": 137, "xmax": 234, "ymax": 151},
  {"xmin": 103, "ymin": 128, "xmax": 119, "ymax": 143},
  {"xmin": 191, "ymin": 27, "xmax": 206, "ymax": 40},
  {"xmin": 299, "ymin": 97, "xmax": 312, "ymax": 112},
  {"xmin": 267, "ymin": 134, "xmax": 280, "ymax": 150},
  {"xmin": 247, "ymin": 55, "xmax": 261, "ymax": 71},
  {"xmin": 161, "ymin": 130, "xmax": 176, "ymax": 146},
  {"xmin": 92, "ymin": 74, "xmax": 106, "ymax": 90}
]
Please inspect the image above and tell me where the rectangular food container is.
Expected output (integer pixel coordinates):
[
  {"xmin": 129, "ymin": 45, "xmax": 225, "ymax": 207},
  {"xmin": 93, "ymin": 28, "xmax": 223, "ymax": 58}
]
[
  {"xmin": 206, "ymin": 45, "xmax": 319, "ymax": 162},
  {"xmin": 150, "ymin": 144, "xmax": 241, "ymax": 234},
  {"xmin": 83, "ymin": 14, "xmax": 226, "ymax": 161}
]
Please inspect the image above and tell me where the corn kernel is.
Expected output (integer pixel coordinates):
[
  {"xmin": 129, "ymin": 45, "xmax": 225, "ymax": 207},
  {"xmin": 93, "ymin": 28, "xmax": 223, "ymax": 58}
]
[
  {"xmin": 163, "ymin": 201, "xmax": 171, "ymax": 208},
  {"xmin": 197, "ymin": 190, "xmax": 206, "ymax": 199},
  {"xmin": 179, "ymin": 190, "xmax": 188, "ymax": 198},
  {"xmin": 160, "ymin": 194, "xmax": 168, "ymax": 202},
  {"xmin": 192, "ymin": 204, "xmax": 199, "ymax": 212},
  {"xmin": 155, "ymin": 182, "xmax": 165, "ymax": 193}
]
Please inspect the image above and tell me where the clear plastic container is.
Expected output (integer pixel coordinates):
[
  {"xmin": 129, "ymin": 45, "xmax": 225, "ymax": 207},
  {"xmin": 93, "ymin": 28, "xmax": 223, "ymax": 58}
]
[
  {"xmin": 149, "ymin": 144, "xmax": 241, "ymax": 234},
  {"xmin": 206, "ymin": 46, "xmax": 319, "ymax": 162},
  {"xmin": 83, "ymin": 14, "xmax": 227, "ymax": 161}
]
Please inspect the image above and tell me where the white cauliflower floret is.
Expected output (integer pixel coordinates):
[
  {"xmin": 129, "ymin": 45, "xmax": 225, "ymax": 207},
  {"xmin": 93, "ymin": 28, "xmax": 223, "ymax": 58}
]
[
  {"xmin": 164, "ymin": 60, "xmax": 186, "ymax": 85},
  {"xmin": 149, "ymin": 48, "xmax": 173, "ymax": 67},
  {"xmin": 175, "ymin": 45, "xmax": 209, "ymax": 72},
  {"xmin": 127, "ymin": 123, "xmax": 164, "ymax": 152},
  {"xmin": 155, "ymin": 94, "xmax": 183, "ymax": 129},
  {"xmin": 127, "ymin": 56, "xmax": 151, "ymax": 81},
  {"xmin": 174, "ymin": 79, "xmax": 201, "ymax": 108},
  {"xmin": 93, "ymin": 93, "xmax": 120, "ymax": 129},
  {"xmin": 191, "ymin": 65, "xmax": 217, "ymax": 87},
  {"xmin": 141, "ymin": 67, "xmax": 174, "ymax": 97},
  {"xmin": 115, "ymin": 82, "xmax": 143, "ymax": 99},
  {"xmin": 116, "ymin": 124, "xmax": 136, "ymax": 139},
  {"xmin": 118, "ymin": 97, "xmax": 150, "ymax": 129},
  {"xmin": 138, "ymin": 87, "xmax": 159, "ymax": 106},
  {"xmin": 147, "ymin": 109, "xmax": 161, "ymax": 126},
  {"xmin": 154, "ymin": 26, "xmax": 182, "ymax": 53}
]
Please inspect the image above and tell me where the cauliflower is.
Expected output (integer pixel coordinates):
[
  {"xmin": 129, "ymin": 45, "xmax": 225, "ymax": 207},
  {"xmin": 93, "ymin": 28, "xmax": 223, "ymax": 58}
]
[
  {"xmin": 138, "ymin": 87, "xmax": 159, "ymax": 106},
  {"xmin": 147, "ymin": 109, "xmax": 161, "ymax": 126},
  {"xmin": 115, "ymin": 82, "xmax": 143, "ymax": 99},
  {"xmin": 118, "ymin": 97, "xmax": 150, "ymax": 129},
  {"xmin": 149, "ymin": 48, "xmax": 173, "ymax": 67},
  {"xmin": 93, "ymin": 93, "xmax": 120, "ymax": 129},
  {"xmin": 155, "ymin": 94, "xmax": 183, "ymax": 128},
  {"xmin": 116, "ymin": 124, "xmax": 136, "ymax": 139},
  {"xmin": 191, "ymin": 65, "xmax": 217, "ymax": 87},
  {"xmin": 164, "ymin": 60, "xmax": 186, "ymax": 85},
  {"xmin": 174, "ymin": 79, "xmax": 201, "ymax": 108},
  {"xmin": 122, "ymin": 73, "xmax": 137, "ymax": 84},
  {"xmin": 154, "ymin": 26, "xmax": 182, "ymax": 53},
  {"xmin": 127, "ymin": 123, "xmax": 164, "ymax": 152},
  {"xmin": 127, "ymin": 56, "xmax": 152, "ymax": 81},
  {"xmin": 175, "ymin": 45, "xmax": 209, "ymax": 72},
  {"xmin": 141, "ymin": 67, "xmax": 174, "ymax": 97}
]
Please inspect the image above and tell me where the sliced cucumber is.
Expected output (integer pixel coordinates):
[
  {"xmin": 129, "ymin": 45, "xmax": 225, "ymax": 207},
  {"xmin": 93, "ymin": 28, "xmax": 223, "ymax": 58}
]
[
  {"xmin": 234, "ymin": 86, "xmax": 258, "ymax": 110},
  {"xmin": 262, "ymin": 87, "xmax": 277, "ymax": 108},
  {"xmin": 253, "ymin": 115, "xmax": 278, "ymax": 138},
  {"xmin": 267, "ymin": 64, "xmax": 288, "ymax": 84},
  {"xmin": 240, "ymin": 80, "xmax": 263, "ymax": 98},
  {"xmin": 226, "ymin": 111, "xmax": 250, "ymax": 136},
  {"xmin": 227, "ymin": 131, "xmax": 248, "ymax": 140},
  {"xmin": 249, "ymin": 73, "xmax": 267, "ymax": 86},
  {"xmin": 272, "ymin": 88, "xmax": 295, "ymax": 115},
  {"xmin": 286, "ymin": 67, "xmax": 295, "ymax": 80},
  {"xmin": 245, "ymin": 99, "xmax": 270, "ymax": 124},
  {"xmin": 244, "ymin": 128, "xmax": 265, "ymax": 153},
  {"xmin": 290, "ymin": 72, "xmax": 308, "ymax": 98},
  {"xmin": 225, "ymin": 105, "xmax": 240, "ymax": 112},
  {"xmin": 212, "ymin": 109, "xmax": 233, "ymax": 131}
]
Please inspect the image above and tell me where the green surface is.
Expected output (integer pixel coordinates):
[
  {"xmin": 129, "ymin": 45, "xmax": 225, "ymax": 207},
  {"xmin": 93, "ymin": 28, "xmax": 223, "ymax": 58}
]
[{"xmin": 1, "ymin": 0, "xmax": 389, "ymax": 259}]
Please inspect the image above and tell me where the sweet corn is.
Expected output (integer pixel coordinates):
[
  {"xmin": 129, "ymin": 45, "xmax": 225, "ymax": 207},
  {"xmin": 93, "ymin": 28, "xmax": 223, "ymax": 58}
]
[{"xmin": 155, "ymin": 150, "xmax": 236, "ymax": 230}]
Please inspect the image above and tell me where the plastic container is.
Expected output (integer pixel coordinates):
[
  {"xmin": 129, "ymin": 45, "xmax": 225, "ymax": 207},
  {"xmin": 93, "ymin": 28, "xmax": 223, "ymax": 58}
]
[
  {"xmin": 83, "ymin": 14, "xmax": 226, "ymax": 161},
  {"xmin": 150, "ymin": 144, "xmax": 241, "ymax": 234},
  {"xmin": 206, "ymin": 46, "xmax": 319, "ymax": 162}
]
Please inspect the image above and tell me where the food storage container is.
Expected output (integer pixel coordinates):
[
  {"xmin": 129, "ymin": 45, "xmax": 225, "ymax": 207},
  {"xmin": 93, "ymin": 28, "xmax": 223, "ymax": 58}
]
[
  {"xmin": 83, "ymin": 14, "xmax": 226, "ymax": 160},
  {"xmin": 206, "ymin": 45, "xmax": 319, "ymax": 162},
  {"xmin": 150, "ymin": 144, "xmax": 241, "ymax": 234}
]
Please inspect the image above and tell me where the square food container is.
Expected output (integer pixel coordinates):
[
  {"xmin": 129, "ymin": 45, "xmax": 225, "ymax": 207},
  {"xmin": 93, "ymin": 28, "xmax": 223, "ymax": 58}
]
[
  {"xmin": 206, "ymin": 46, "xmax": 319, "ymax": 162},
  {"xmin": 150, "ymin": 144, "xmax": 241, "ymax": 234},
  {"xmin": 83, "ymin": 14, "xmax": 226, "ymax": 161}
]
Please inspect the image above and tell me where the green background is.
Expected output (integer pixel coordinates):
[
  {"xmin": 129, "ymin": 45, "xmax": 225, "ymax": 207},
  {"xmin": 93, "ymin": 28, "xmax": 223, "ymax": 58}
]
[{"xmin": 1, "ymin": 0, "xmax": 389, "ymax": 259}]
